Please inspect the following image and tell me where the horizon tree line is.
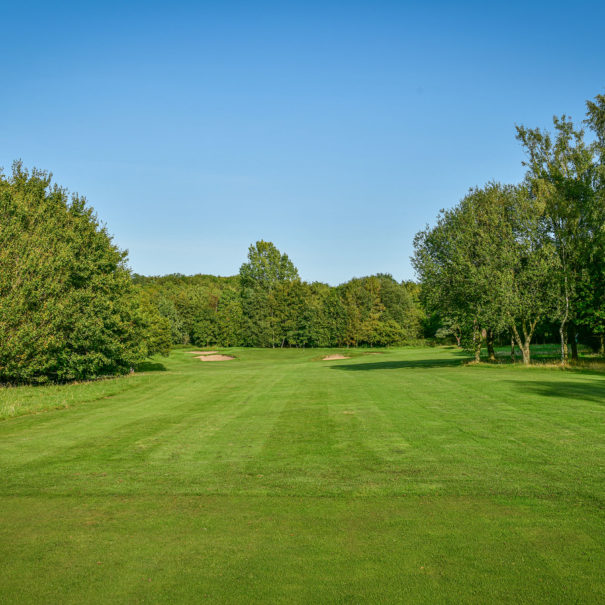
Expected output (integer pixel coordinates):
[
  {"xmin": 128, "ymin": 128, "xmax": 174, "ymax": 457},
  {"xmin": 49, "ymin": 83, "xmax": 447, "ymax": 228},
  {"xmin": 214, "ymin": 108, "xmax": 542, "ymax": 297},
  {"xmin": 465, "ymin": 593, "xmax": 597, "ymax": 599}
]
[{"xmin": 135, "ymin": 240, "xmax": 424, "ymax": 350}]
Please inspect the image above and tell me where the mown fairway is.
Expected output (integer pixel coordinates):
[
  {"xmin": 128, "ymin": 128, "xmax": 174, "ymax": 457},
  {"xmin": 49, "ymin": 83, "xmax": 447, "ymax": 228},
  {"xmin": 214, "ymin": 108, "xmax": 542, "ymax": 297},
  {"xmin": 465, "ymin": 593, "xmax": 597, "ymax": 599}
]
[{"xmin": 0, "ymin": 347, "xmax": 604, "ymax": 603}]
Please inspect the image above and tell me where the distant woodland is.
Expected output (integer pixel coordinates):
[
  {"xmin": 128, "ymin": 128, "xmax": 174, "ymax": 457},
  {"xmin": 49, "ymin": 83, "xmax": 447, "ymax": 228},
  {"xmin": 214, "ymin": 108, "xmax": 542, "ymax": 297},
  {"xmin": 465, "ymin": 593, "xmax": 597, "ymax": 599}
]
[{"xmin": 134, "ymin": 243, "xmax": 424, "ymax": 350}]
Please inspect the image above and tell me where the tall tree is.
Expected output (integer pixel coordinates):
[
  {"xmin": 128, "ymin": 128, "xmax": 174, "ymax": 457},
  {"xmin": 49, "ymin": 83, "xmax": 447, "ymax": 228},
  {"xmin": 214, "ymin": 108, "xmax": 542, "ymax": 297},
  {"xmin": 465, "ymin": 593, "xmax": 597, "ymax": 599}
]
[
  {"xmin": 580, "ymin": 94, "xmax": 605, "ymax": 352},
  {"xmin": 516, "ymin": 115, "xmax": 596, "ymax": 361},
  {"xmin": 0, "ymin": 162, "xmax": 152, "ymax": 382},
  {"xmin": 239, "ymin": 241, "xmax": 299, "ymax": 347},
  {"xmin": 413, "ymin": 183, "xmax": 556, "ymax": 364}
]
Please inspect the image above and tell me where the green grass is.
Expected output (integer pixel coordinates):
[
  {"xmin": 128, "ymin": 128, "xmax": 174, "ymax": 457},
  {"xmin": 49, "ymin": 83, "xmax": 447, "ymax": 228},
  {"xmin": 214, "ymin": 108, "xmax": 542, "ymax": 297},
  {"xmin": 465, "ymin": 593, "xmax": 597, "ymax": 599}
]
[{"xmin": 1, "ymin": 347, "xmax": 604, "ymax": 603}]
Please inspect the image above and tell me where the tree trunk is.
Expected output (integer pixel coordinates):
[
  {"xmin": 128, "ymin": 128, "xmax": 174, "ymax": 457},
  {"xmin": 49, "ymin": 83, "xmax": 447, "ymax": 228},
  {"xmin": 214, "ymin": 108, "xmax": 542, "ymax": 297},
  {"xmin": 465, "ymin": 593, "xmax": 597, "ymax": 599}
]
[
  {"xmin": 569, "ymin": 323, "xmax": 578, "ymax": 361},
  {"xmin": 511, "ymin": 321, "xmax": 536, "ymax": 366},
  {"xmin": 487, "ymin": 330, "xmax": 496, "ymax": 362},
  {"xmin": 560, "ymin": 272, "xmax": 570, "ymax": 364},
  {"xmin": 600, "ymin": 334, "xmax": 604, "ymax": 356},
  {"xmin": 510, "ymin": 335, "xmax": 515, "ymax": 363},
  {"xmin": 473, "ymin": 321, "xmax": 482, "ymax": 362},
  {"xmin": 560, "ymin": 322, "xmax": 568, "ymax": 364}
]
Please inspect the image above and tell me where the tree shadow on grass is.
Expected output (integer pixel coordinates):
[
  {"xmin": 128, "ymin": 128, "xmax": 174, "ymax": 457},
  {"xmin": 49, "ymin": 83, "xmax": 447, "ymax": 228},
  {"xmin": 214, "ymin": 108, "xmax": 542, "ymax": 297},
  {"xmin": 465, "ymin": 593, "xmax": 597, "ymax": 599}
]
[
  {"xmin": 510, "ymin": 380, "xmax": 605, "ymax": 405},
  {"xmin": 329, "ymin": 358, "xmax": 467, "ymax": 371},
  {"xmin": 135, "ymin": 361, "xmax": 167, "ymax": 373}
]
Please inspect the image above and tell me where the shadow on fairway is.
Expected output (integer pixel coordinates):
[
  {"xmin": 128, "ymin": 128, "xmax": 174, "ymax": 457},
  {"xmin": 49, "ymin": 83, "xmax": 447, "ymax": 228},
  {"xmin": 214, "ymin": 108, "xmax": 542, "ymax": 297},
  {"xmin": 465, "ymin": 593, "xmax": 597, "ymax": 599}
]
[
  {"xmin": 510, "ymin": 379, "xmax": 605, "ymax": 404},
  {"xmin": 135, "ymin": 361, "xmax": 167, "ymax": 373},
  {"xmin": 329, "ymin": 358, "xmax": 466, "ymax": 371}
]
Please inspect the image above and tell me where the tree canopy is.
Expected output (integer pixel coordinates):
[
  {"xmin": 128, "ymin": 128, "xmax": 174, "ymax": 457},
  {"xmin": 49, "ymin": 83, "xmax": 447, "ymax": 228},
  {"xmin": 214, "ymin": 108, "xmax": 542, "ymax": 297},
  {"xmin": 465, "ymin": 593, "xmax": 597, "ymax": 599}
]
[
  {"xmin": 0, "ymin": 163, "xmax": 169, "ymax": 383},
  {"xmin": 413, "ymin": 91, "xmax": 605, "ymax": 363},
  {"xmin": 136, "ymin": 244, "xmax": 423, "ymax": 350}
]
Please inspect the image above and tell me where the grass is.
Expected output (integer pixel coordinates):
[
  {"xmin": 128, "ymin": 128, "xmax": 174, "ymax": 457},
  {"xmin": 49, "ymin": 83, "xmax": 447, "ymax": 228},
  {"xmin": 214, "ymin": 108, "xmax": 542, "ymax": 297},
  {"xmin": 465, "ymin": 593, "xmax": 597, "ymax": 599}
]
[{"xmin": 0, "ymin": 346, "xmax": 603, "ymax": 603}]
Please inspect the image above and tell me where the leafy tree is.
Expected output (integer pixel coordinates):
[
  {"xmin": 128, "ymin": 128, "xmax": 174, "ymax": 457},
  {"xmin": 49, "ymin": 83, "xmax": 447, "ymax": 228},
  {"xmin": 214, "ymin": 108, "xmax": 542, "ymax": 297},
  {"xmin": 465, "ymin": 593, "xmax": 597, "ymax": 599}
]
[
  {"xmin": 579, "ymin": 94, "xmax": 605, "ymax": 352},
  {"xmin": 434, "ymin": 319, "xmax": 462, "ymax": 346},
  {"xmin": 413, "ymin": 194, "xmax": 490, "ymax": 361},
  {"xmin": 214, "ymin": 289, "xmax": 244, "ymax": 346},
  {"xmin": 310, "ymin": 284, "xmax": 347, "ymax": 347},
  {"xmin": 191, "ymin": 308, "xmax": 218, "ymax": 347},
  {"xmin": 498, "ymin": 187, "xmax": 559, "ymax": 364},
  {"xmin": 413, "ymin": 183, "xmax": 557, "ymax": 364},
  {"xmin": 376, "ymin": 274, "xmax": 422, "ymax": 341},
  {"xmin": 0, "ymin": 163, "xmax": 152, "ymax": 382},
  {"xmin": 156, "ymin": 295, "xmax": 187, "ymax": 344},
  {"xmin": 239, "ymin": 241, "xmax": 299, "ymax": 347},
  {"xmin": 516, "ymin": 114, "xmax": 596, "ymax": 361},
  {"xmin": 138, "ymin": 290, "xmax": 172, "ymax": 356}
]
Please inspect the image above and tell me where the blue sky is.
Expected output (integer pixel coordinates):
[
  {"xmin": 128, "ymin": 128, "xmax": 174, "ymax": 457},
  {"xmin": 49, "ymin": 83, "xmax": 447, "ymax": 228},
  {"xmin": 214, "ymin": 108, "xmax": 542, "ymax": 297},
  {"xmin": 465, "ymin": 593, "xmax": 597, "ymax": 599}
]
[{"xmin": 1, "ymin": 1, "xmax": 604, "ymax": 284}]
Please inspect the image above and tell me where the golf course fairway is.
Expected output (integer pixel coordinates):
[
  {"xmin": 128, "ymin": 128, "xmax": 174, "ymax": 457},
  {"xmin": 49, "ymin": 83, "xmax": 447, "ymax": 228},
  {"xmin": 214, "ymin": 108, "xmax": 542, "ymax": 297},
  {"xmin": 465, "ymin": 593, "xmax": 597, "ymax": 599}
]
[{"xmin": 1, "ymin": 347, "xmax": 603, "ymax": 603}]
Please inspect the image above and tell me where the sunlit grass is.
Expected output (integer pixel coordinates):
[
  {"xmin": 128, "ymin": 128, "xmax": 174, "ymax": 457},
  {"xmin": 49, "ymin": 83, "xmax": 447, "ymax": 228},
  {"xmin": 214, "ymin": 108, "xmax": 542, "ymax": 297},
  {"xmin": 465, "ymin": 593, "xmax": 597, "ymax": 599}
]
[{"xmin": 0, "ymin": 346, "xmax": 603, "ymax": 603}]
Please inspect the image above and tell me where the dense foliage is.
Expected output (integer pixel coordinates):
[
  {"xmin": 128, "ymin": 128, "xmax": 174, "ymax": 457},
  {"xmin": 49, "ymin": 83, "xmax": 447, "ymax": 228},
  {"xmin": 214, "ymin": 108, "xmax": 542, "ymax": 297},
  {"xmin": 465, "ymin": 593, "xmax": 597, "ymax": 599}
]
[
  {"xmin": 136, "ymin": 241, "xmax": 424, "ymax": 349},
  {"xmin": 413, "ymin": 93, "xmax": 605, "ymax": 363},
  {"xmin": 0, "ymin": 163, "xmax": 170, "ymax": 383}
]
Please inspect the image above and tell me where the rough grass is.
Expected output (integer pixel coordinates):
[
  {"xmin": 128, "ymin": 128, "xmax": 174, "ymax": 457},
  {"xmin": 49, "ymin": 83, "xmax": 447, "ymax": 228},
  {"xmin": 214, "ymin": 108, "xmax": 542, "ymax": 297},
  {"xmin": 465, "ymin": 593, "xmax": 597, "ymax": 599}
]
[
  {"xmin": 0, "ymin": 374, "xmax": 150, "ymax": 420},
  {"xmin": 0, "ymin": 346, "xmax": 603, "ymax": 603}
]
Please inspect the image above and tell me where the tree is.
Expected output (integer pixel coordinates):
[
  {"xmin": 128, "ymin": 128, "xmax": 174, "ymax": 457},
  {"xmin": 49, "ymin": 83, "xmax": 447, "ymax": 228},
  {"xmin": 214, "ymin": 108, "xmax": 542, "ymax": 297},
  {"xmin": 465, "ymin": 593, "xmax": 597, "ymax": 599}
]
[
  {"xmin": 312, "ymin": 284, "xmax": 347, "ymax": 347},
  {"xmin": 0, "ymin": 162, "xmax": 152, "ymax": 382},
  {"xmin": 138, "ymin": 290, "xmax": 172, "ymax": 356},
  {"xmin": 499, "ymin": 187, "xmax": 559, "ymax": 364},
  {"xmin": 516, "ymin": 114, "xmax": 596, "ymax": 361},
  {"xmin": 156, "ymin": 295, "xmax": 187, "ymax": 344},
  {"xmin": 239, "ymin": 241, "xmax": 299, "ymax": 347},
  {"xmin": 579, "ymin": 94, "xmax": 605, "ymax": 353},
  {"xmin": 214, "ymin": 289, "xmax": 244, "ymax": 347},
  {"xmin": 375, "ymin": 274, "xmax": 422, "ymax": 341},
  {"xmin": 413, "ymin": 191, "xmax": 494, "ymax": 362},
  {"xmin": 413, "ymin": 183, "xmax": 556, "ymax": 364}
]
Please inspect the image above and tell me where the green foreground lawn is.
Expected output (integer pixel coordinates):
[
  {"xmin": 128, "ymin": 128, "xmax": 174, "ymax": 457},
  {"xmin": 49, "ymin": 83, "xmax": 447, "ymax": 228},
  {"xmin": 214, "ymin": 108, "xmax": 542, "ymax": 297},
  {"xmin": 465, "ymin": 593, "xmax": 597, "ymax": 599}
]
[{"xmin": 1, "ymin": 347, "xmax": 604, "ymax": 603}]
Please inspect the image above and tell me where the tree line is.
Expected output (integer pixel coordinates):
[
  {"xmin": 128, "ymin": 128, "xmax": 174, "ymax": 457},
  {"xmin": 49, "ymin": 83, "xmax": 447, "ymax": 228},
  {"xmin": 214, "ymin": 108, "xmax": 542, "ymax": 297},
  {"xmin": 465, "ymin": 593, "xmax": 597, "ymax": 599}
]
[
  {"xmin": 0, "ymin": 164, "xmax": 423, "ymax": 384},
  {"xmin": 413, "ymin": 92, "xmax": 605, "ymax": 364},
  {"xmin": 3, "ymin": 92, "xmax": 602, "ymax": 382},
  {"xmin": 134, "ymin": 240, "xmax": 424, "ymax": 349}
]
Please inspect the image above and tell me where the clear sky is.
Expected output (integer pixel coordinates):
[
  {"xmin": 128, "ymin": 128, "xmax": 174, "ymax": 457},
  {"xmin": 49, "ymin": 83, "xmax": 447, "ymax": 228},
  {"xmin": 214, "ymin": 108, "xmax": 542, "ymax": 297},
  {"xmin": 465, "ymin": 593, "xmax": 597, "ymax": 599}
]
[{"xmin": 1, "ymin": 1, "xmax": 604, "ymax": 284}]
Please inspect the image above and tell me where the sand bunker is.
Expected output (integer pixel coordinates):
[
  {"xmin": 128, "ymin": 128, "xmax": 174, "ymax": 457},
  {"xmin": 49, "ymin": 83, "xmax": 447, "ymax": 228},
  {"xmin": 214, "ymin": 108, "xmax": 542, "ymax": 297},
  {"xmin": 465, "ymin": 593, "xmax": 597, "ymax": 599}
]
[
  {"xmin": 322, "ymin": 354, "xmax": 350, "ymax": 360},
  {"xmin": 187, "ymin": 350, "xmax": 219, "ymax": 355},
  {"xmin": 195, "ymin": 354, "xmax": 235, "ymax": 362}
]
